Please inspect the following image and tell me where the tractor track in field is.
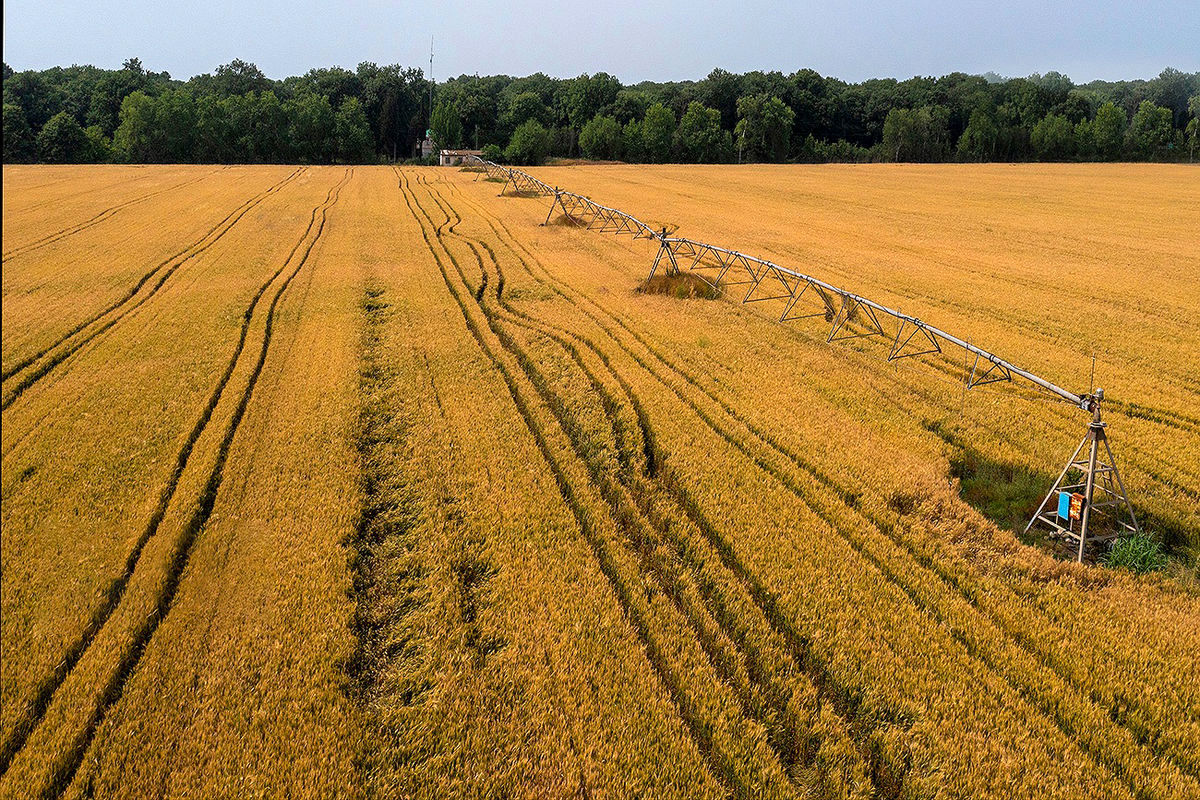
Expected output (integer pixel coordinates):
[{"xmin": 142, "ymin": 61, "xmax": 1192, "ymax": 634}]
[
  {"xmin": 436, "ymin": 175, "xmax": 1171, "ymax": 795},
  {"xmin": 479, "ymin": 180, "xmax": 1200, "ymax": 788},
  {"xmin": 417, "ymin": 174, "xmax": 890, "ymax": 796},
  {"xmin": 1, "ymin": 168, "xmax": 224, "ymax": 262},
  {"xmin": 456, "ymin": 174, "xmax": 1200, "ymax": 700},
  {"xmin": 0, "ymin": 168, "xmax": 307, "ymax": 410},
  {"xmin": 425, "ymin": 199, "xmax": 825, "ymax": 783},
  {"xmin": 439, "ymin": 175, "xmax": 1200, "ymax": 796},
  {"xmin": 397, "ymin": 170, "xmax": 770, "ymax": 800},
  {"xmin": 0, "ymin": 169, "xmax": 350, "ymax": 798},
  {"xmin": 1, "ymin": 167, "xmax": 302, "ymax": 382},
  {"xmin": 3, "ymin": 170, "xmax": 198, "ymax": 219}
]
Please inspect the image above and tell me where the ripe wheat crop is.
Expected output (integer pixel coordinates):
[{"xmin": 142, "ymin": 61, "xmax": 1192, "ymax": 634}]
[{"xmin": 2, "ymin": 163, "xmax": 1196, "ymax": 799}]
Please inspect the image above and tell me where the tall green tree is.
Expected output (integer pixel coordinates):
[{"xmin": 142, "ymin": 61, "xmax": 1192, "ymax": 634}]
[
  {"xmin": 674, "ymin": 102, "xmax": 732, "ymax": 163},
  {"xmin": 504, "ymin": 119, "xmax": 550, "ymax": 166},
  {"xmin": 564, "ymin": 72, "xmax": 621, "ymax": 131},
  {"xmin": 335, "ymin": 97, "xmax": 374, "ymax": 162},
  {"xmin": 1031, "ymin": 113, "xmax": 1074, "ymax": 160},
  {"xmin": 291, "ymin": 67, "xmax": 361, "ymax": 109},
  {"xmin": 609, "ymin": 90, "xmax": 649, "ymax": 124},
  {"xmin": 36, "ymin": 111, "xmax": 89, "ymax": 162},
  {"xmin": 112, "ymin": 90, "xmax": 160, "ymax": 160},
  {"xmin": 112, "ymin": 88, "xmax": 199, "ymax": 162},
  {"xmin": 211, "ymin": 59, "xmax": 272, "ymax": 97},
  {"xmin": 430, "ymin": 99, "xmax": 463, "ymax": 149},
  {"xmin": 86, "ymin": 58, "xmax": 153, "ymax": 135},
  {"xmin": 157, "ymin": 89, "xmax": 197, "ymax": 161},
  {"xmin": 501, "ymin": 91, "xmax": 551, "ymax": 134},
  {"xmin": 1073, "ymin": 118, "xmax": 1097, "ymax": 159},
  {"xmin": 1092, "ymin": 102, "xmax": 1127, "ymax": 160},
  {"xmin": 441, "ymin": 73, "xmax": 506, "ymax": 148},
  {"xmin": 1061, "ymin": 91, "xmax": 1093, "ymax": 124},
  {"xmin": 957, "ymin": 108, "xmax": 999, "ymax": 161},
  {"xmin": 249, "ymin": 91, "xmax": 288, "ymax": 162},
  {"xmin": 3, "ymin": 103, "xmax": 37, "ymax": 162},
  {"xmin": 1150, "ymin": 67, "xmax": 1196, "ymax": 128},
  {"xmin": 735, "ymin": 95, "xmax": 794, "ymax": 161},
  {"xmin": 578, "ymin": 114, "xmax": 622, "ymax": 160},
  {"xmin": 194, "ymin": 94, "xmax": 232, "ymax": 162},
  {"xmin": 1187, "ymin": 95, "xmax": 1200, "ymax": 161},
  {"xmin": 288, "ymin": 92, "xmax": 335, "ymax": 162},
  {"xmin": 621, "ymin": 119, "xmax": 644, "ymax": 162},
  {"xmin": 641, "ymin": 103, "xmax": 676, "ymax": 163},
  {"xmin": 82, "ymin": 125, "xmax": 112, "ymax": 162},
  {"xmin": 699, "ymin": 67, "xmax": 741, "ymax": 131},
  {"xmin": 357, "ymin": 62, "xmax": 425, "ymax": 160},
  {"xmin": 220, "ymin": 93, "xmax": 257, "ymax": 162},
  {"xmin": 1127, "ymin": 101, "xmax": 1174, "ymax": 160},
  {"xmin": 882, "ymin": 105, "xmax": 950, "ymax": 161},
  {"xmin": 4, "ymin": 69, "xmax": 60, "ymax": 131}
]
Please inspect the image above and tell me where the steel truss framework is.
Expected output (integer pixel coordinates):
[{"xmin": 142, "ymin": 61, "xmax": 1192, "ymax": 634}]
[
  {"xmin": 466, "ymin": 156, "xmax": 556, "ymax": 197},
  {"xmin": 544, "ymin": 190, "xmax": 664, "ymax": 240},
  {"xmin": 463, "ymin": 157, "xmax": 1141, "ymax": 559},
  {"xmin": 654, "ymin": 235, "xmax": 1060, "ymax": 397},
  {"xmin": 467, "ymin": 157, "xmax": 663, "ymax": 240}
]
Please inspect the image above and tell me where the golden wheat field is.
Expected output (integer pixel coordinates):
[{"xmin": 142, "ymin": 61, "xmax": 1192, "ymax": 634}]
[{"xmin": 1, "ymin": 162, "xmax": 1198, "ymax": 799}]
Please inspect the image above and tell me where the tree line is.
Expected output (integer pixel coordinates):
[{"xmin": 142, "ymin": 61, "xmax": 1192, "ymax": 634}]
[{"xmin": 4, "ymin": 59, "xmax": 1198, "ymax": 165}]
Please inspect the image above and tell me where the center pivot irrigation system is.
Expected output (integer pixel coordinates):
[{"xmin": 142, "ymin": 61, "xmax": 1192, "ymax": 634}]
[{"xmin": 466, "ymin": 156, "xmax": 1142, "ymax": 561}]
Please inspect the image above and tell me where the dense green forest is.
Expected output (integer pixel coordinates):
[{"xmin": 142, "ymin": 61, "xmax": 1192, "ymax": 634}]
[{"xmin": 3, "ymin": 59, "xmax": 1197, "ymax": 165}]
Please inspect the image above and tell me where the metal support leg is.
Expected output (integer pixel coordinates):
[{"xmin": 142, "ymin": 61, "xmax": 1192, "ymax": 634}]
[
  {"xmin": 649, "ymin": 242, "xmax": 666, "ymax": 280},
  {"xmin": 544, "ymin": 190, "xmax": 561, "ymax": 226},
  {"xmin": 665, "ymin": 243, "xmax": 681, "ymax": 275},
  {"xmin": 1023, "ymin": 434, "xmax": 1089, "ymax": 538},
  {"xmin": 1102, "ymin": 434, "xmax": 1141, "ymax": 535},
  {"xmin": 1077, "ymin": 424, "xmax": 1102, "ymax": 562}
]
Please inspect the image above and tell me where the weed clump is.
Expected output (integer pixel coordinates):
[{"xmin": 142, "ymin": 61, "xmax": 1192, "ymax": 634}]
[
  {"xmin": 1102, "ymin": 532, "xmax": 1169, "ymax": 573},
  {"xmin": 638, "ymin": 273, "xmax": 722, "ymax": 300}
]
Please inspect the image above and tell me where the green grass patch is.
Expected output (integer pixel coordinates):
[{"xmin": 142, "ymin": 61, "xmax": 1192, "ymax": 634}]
[{"xmin": 1101, "ymin": 532, "xmax": 1169, "ymax": 573}]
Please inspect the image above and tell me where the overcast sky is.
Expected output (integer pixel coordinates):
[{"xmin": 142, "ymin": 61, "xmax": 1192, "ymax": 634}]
[{"xmin": 3, "ymin": 0, "xmax": 1197, "ymax": 84}]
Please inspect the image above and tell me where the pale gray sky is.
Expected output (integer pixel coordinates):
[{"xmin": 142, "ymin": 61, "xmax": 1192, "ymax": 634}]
[{"xmin": 3, "ymin": 0, "xmax": 1197, "ymax": 84}]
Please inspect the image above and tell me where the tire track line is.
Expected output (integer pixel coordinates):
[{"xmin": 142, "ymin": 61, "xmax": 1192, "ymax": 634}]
[
  {"xmin": 427, "ymin": 180, "xmax": 809, "ymax": 779},
  {"xmin": 421, "ymin": 177, "xmax": 884, "ymax": 795},
  {"xmin": 396, "ymin": 170, "xmax": 757, "ymax": 800},
  {"xmin": 419, "ymin": 172, "xmax": 878, "ymax": 796},
  {"xmin": 0, "ymin": 169, "xmax": 350, "ymax": 796},
  {"xmin": 2, "ymin": 169, "xmax": 223, "ymax": 261},
  {"xmin": 5, "ymin": 171, "xmax": 177, "ymax": 219},
  {"xmin": 1, "ymin": 167, "xmax": 302, "ymax": 384},
  {"xmin": 449, "ymin": 180, "xmax": 1198, "ymax": 797},
  {"xmin": 0, "ymin": 169, "xmax": 306, "ymax": 410},
  {"xmin": 41, "ymin": 168, "xmax": 350, "ymax": 799},
  {"xmin": 498, "ymin": 182, "xmax": 1200, "ymax": 780}
]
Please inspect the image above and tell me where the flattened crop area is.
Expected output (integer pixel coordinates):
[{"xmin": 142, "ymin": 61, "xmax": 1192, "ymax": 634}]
[{"xmin": 2, "ymin": 164, "xmax": 1197, "ymax": 799}]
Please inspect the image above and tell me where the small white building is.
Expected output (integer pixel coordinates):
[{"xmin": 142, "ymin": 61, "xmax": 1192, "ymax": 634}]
[{"xmin": 439, "ymin": 149, "xmax": 483, "ymax": 166}]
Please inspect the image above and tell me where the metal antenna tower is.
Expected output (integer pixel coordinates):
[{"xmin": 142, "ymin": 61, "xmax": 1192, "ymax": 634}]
[{"xmin": 466, "ymin": 156, "xmax": 1145, "ymax": 562}]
